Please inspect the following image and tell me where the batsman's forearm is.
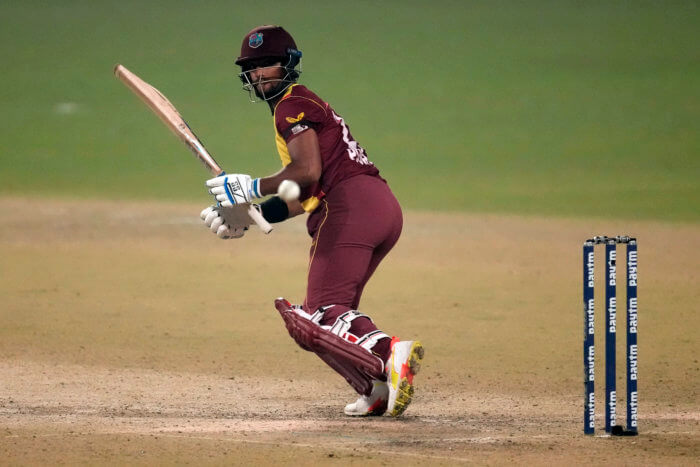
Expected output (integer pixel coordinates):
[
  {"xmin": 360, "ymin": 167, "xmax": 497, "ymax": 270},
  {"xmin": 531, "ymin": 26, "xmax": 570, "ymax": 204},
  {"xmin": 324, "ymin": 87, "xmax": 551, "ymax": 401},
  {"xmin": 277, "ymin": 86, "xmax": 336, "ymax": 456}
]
[
  {"xmin": 258, "ymin": 163, "xmax": 319, "ymax": 196},
  {"xmin": 286, "ymin": 199, "xmax": 305, "ymax": 217},
  {"xmin": 258, "ymin": 130, "xmax": 322, "ymax": 195}
]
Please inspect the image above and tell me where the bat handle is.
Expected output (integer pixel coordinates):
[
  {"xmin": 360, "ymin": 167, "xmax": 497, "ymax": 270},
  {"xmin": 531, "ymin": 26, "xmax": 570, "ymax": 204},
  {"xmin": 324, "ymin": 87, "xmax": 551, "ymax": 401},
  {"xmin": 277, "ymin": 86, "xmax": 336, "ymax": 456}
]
[{"xmin": 248, "ymin": 205, "xmax": 273, "ymax": 234}]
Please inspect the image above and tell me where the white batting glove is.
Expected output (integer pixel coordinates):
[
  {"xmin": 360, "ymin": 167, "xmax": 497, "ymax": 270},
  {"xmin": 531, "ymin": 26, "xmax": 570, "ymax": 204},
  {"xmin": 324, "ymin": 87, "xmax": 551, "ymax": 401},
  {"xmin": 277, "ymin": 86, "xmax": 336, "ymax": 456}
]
[
  {"xmin": 206, "ymin": 173, "xmax": 262, "ymax": 206},
  {"xmin": 200, "ymin": 205, "xmax": 257, "ymax": 239}
]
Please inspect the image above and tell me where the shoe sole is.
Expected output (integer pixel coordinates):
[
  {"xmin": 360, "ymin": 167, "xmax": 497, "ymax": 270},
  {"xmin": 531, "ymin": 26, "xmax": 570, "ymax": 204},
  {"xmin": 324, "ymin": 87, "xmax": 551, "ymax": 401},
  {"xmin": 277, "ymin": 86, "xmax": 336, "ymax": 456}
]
[
  {"xmin": 389, "ymin": 341, "xmax": 424, "ymax": 417},
  {"xmin": 344, "ymin": 397, "xmax": 388, "ymax": 417},
  {"xmin": 344, "ymin": 403, "xmax": 388, "ymax": 417}
]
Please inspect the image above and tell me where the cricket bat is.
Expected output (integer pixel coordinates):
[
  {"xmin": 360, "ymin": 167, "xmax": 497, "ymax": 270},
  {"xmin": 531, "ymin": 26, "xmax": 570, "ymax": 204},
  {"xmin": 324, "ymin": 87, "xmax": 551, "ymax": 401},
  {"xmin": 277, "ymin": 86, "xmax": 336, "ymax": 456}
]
[{"xmin": 113, "ymin": 63, "xmax": 272, "ymax": 234}]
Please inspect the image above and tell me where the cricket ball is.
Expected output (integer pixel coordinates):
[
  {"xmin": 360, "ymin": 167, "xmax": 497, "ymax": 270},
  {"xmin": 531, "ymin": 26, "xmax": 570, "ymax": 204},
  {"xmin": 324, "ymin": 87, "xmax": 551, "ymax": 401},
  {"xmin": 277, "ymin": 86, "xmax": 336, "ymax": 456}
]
[{"xmin": 277, "ymin": 179, "xmax": 300, "ymax": 202}]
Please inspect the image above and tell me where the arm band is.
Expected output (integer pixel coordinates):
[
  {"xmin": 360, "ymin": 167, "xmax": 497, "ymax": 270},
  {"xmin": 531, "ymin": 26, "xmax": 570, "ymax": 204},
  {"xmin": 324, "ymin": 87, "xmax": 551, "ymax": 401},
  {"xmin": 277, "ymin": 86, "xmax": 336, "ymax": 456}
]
[{"xmin": 260, "ymin": 196, "xmax": 289, "ymax": 223}]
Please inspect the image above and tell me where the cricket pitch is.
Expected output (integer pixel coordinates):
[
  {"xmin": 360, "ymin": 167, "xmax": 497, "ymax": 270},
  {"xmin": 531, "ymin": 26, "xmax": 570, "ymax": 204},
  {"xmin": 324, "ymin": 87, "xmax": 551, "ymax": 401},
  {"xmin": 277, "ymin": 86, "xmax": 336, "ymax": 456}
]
[{"xmin": 1, "ymin": 198, "xmax": 698, "ymax": 465}]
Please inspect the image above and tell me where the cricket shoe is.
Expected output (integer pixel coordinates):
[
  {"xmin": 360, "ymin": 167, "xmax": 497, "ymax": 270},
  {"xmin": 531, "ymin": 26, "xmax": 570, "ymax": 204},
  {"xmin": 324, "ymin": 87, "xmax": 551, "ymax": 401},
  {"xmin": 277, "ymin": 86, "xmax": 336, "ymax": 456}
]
[
  {"xmin": 344, "ymin": 380, "xmax": 389, "ymax": 416},
  {"xmin": 386, "ymin": 339, "xmax": 424, "ymax": 417}
]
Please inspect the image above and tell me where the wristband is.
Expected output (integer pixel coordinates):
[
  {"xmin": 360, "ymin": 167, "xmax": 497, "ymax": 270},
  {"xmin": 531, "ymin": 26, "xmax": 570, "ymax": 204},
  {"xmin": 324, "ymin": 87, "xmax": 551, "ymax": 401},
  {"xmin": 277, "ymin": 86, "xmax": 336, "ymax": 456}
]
[
  {"xmin": 251, "ymin": 178, "xmax": 263, "ymax": 198},
  {"xmin": 260, "ymin": 196, "xmax": 289, "ymax": 223}
]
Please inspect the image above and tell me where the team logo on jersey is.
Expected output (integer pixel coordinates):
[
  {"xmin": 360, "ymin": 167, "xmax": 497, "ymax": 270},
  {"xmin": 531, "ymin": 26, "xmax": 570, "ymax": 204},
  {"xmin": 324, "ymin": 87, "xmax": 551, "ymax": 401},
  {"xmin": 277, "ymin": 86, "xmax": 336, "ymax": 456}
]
[
  {"xmin": 249, "ymin": 33, "xmax": 263, "ymax": 48},
  {"xmin": 285, "ymin": 112, "xmax": 305, "ymax": 123}
]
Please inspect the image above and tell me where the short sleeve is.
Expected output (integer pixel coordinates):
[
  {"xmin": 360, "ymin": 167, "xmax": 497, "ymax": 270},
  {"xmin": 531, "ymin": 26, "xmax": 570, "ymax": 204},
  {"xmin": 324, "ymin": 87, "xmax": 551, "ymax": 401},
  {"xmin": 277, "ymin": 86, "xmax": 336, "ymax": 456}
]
[{"xmin": 274, "ymin": 96, "xmax": 327, "ymax": 143}]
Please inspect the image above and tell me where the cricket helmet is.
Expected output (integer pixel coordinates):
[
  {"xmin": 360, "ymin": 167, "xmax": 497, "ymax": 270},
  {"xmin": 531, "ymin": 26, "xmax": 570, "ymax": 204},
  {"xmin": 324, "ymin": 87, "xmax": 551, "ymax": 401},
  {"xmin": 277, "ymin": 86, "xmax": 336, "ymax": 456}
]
[{"xmin": 235, "ymin": 25, "xmax": 301, "ymax": 68}]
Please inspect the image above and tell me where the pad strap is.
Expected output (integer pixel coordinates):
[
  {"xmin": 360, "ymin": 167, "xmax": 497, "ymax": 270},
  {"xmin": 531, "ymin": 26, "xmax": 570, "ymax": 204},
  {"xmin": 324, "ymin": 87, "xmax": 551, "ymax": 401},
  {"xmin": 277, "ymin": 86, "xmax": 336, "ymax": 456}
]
[
  {"xmin": 314, "ymin": 306, "xmax": 387, "ymax": 350},
  {"xmin": 327, "ymin": 310, "xmax": 371, "ymax": 337},
  {"xmin": 357, "ymin": 330, "xmax": 391, "ymax": 352}
]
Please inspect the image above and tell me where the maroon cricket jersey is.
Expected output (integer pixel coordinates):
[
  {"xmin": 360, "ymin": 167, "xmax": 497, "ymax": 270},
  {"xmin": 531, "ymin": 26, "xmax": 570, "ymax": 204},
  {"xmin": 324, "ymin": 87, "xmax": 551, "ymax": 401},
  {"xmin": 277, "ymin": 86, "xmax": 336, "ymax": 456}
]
[{"xmin": 273, "ymin": 84, "xmax": 381, "ymax": 213}]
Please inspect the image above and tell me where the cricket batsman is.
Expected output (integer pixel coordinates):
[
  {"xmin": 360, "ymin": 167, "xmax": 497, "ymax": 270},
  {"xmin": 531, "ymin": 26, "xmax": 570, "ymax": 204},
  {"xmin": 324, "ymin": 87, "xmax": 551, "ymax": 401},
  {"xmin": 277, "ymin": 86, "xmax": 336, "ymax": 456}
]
[{"xmin": 200, "ymin": 25, "xmax": 423, "ymax": 417}]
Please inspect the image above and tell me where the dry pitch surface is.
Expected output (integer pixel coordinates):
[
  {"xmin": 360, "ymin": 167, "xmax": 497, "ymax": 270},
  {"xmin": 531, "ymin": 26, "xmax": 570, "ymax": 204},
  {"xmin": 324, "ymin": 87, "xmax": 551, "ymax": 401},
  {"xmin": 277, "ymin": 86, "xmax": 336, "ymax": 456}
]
[{"xmin": 1, "ymin": 198, "xmax": 698, "ymax": 465}]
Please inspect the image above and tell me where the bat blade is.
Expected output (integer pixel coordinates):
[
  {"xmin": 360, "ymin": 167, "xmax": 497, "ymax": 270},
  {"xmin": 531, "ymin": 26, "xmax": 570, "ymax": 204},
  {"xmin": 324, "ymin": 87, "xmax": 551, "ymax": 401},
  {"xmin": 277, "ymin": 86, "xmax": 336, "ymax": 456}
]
[
  {"xmin": 114, "ymin": 63, "xmax": 272, "ymax": 234},
  {"xmin": 114, "ymin": 64, "xmax": 223, "ymax": 175}
]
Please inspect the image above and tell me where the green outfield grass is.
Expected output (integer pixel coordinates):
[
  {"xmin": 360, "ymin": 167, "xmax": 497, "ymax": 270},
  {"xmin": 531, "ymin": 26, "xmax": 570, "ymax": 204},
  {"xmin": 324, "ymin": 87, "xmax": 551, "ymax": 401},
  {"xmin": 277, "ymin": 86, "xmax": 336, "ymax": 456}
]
[{"xmin": 1, "ymin": 0, "xmax": 698, "ymax": 221}]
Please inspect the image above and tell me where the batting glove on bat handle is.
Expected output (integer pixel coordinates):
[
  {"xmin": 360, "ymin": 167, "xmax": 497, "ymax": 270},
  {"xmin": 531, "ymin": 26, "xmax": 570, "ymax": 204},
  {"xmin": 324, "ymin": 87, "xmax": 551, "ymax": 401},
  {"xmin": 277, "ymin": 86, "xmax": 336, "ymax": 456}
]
[{"xmin": 206, "ymin": 173, "xmax": 262, "ymax": 206}]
